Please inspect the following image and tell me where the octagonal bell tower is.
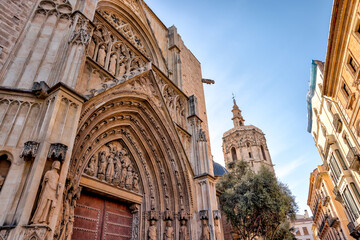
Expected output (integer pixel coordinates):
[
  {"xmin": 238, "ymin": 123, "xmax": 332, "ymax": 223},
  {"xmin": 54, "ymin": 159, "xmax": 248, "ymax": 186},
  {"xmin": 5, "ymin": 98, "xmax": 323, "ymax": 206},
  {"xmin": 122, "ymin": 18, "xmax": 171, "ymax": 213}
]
[{"xmin": 222, "ymin": 97, "xmax": 274, "ymax": 172}]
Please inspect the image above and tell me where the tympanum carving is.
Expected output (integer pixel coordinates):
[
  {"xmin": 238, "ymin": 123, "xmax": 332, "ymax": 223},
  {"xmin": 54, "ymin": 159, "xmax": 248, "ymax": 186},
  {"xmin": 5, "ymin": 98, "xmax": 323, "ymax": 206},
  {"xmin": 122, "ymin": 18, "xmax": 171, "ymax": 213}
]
[{"xmin": 83, "ymin": 141, "xmax": 140, "ymax": 193}]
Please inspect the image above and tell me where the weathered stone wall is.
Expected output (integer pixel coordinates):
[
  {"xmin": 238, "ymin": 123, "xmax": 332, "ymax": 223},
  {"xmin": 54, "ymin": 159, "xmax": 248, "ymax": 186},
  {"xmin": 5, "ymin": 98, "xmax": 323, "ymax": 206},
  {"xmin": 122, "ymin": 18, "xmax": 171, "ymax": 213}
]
[
  {"xmin": 179, "ymin": 38, "xmax": 213, "ymax": 160},
  {"xmin": 0, "ymin": 0, "xmax": 38, "ymax": 70}
]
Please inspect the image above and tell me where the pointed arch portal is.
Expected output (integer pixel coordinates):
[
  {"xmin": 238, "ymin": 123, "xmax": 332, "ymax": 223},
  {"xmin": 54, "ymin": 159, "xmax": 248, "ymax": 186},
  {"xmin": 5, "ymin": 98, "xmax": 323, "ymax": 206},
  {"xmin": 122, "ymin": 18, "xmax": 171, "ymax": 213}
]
[{"xmin": 58, "ymin": 71, "xmax": 193, "ymax": 240}]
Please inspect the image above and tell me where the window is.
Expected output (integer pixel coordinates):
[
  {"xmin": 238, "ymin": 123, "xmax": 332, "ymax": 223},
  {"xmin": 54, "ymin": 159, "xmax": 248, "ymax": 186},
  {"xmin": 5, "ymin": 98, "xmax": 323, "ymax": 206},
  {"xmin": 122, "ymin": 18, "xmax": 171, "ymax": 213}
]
[
  {"xmin": 342, "ymin": 82, "xmax": 351, "ymax": 98},
  {"xmin": 334, "ymin": 149, "xmax": 348, "ymax": 170},
  {"xmin": 342, "ymin": 186, "xmax": 360, "ymax": 221},
  {"xmin": 349, "ymin": 56, "xmax": 358, "ymax": 73},
  {"xmin": 302, "ymin": 227, "xmax": 309, "ymax": 235},
  {"xmin": 260, "ymin": 145, "xmax": 267, "ymax": 160},
  {"xmin": 248, "ymin": 152, "xmax": 252, "ymax": 158},
  {"xmin": 231, "ymin": 147, "xmax": 237, "ymax": 161},
  {"xmin": 351, "ymin": 182, "xmax": 360, "ymax": 204},
  {"xmin": 329, "ymin": 155, "xmax": 342, "ymax": 183}
]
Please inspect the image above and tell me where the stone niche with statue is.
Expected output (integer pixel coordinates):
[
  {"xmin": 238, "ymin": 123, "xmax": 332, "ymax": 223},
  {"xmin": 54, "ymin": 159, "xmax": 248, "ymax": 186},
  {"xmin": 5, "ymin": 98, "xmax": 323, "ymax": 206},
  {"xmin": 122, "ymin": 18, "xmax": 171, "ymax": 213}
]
[{"xmin": 83, "ymin": 140, "xmax": 140, "ymax": 193}]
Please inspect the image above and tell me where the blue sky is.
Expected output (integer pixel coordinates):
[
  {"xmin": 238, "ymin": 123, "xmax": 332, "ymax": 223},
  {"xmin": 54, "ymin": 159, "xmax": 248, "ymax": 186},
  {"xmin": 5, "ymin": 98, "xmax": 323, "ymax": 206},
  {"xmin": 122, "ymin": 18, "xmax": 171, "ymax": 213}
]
[{"xmin": 146, "ymin": 1, "xmax": 332, "ymax": 214}]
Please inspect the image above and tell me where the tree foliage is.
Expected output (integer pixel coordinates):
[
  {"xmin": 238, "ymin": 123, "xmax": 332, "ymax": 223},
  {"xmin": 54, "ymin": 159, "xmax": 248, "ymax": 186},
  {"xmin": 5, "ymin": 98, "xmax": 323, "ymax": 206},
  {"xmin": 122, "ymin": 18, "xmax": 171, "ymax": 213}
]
[{"xmin": 216, "ymin": 161, "xmax": 297, "ymax": 240}]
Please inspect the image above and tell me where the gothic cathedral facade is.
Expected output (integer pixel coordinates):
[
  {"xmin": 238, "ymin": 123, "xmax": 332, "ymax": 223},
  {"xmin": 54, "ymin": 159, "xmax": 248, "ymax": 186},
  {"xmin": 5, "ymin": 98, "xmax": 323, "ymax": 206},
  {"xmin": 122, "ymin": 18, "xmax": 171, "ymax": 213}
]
[
  {"xmin": 222, "ymin": 99, "xmax": 274, "ymax": 172},
  {"xmin": 0, "ymin": 0, "xmax": 223, "ymax": 239}
]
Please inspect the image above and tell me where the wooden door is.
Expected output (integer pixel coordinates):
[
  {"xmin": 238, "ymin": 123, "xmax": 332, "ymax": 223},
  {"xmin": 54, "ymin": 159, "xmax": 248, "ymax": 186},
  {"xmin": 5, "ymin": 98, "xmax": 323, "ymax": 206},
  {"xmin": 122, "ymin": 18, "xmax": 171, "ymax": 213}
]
[{"xmin": 72, "ymin": 191, "xmax": 132, "ymax": 240}]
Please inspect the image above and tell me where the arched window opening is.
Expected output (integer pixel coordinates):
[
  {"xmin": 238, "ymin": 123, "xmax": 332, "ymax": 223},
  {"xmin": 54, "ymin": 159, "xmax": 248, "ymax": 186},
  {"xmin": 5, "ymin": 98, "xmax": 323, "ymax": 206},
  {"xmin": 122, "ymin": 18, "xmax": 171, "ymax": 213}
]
[
  {"xmin": 231, "ymin": 147, "xmax": 237, "ymax": 161},
  {"xmin": 246, "ymin": 142, "xmax": 250, "ymax": 148},
  {"xmin": 248, "ymin": 152, "xmax": 252, "ymax": 158},
  {"xmin": 0, "ymin": 153, "xmax": 11, "ymax": 191},
  {"xmin": 261, "ymin": 145, "xmax": 267, "ymax": 160}
]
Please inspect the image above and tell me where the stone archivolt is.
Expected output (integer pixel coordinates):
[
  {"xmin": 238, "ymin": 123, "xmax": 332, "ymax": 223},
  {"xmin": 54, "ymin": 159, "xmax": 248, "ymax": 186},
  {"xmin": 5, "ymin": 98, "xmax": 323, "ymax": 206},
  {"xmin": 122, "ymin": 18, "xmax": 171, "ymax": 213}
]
[{"xmin": 58, "ymin": 72, "xmax": 193, "ymax": 238}]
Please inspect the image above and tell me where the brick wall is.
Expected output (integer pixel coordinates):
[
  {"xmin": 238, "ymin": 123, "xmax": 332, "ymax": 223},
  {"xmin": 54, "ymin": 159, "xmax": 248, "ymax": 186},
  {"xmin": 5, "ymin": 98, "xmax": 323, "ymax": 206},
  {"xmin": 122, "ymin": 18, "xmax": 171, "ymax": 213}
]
[{"xmin": 0, "ymin": 0, "xmax": 38, "ymax": 69}]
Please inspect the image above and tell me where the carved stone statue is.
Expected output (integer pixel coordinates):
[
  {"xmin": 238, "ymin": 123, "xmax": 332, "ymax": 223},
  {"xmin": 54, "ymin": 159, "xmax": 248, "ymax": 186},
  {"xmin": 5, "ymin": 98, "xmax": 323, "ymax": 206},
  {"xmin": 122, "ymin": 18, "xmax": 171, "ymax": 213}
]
[
  {"xmin": 85, "ymin": 155, "xmax": 96, "ymax": 176},
  {"xmin": 125, "ymin": 165, "xmax": 133, "ymax": 190},
  {"xmin": 113, "ymin": 156, "xmax": 122, "ymax": 186},
  {"xmin": 133, "ymin": 173, "xmax": 139, "ymax": 192},
  {"xmin": 200, "ymin": 219, "xmax": 210, "ymax": 240},
  {"xmin": 98, "ymin": 151, "xmax": 107, "ymax": 180},
  {"xmin": 164, "ymin": 220, "xmax": 174, "ymax": 240},
  {"xmin": 109, "ymin": 54, "xmax": 117, "ymax": 75},
  {"xmin": 88, "ymin": 38, "xmax": 95, "ymax": 58},
  {"xmin": 148, "ymin": 220, "xmax": 157, "ymax": 240},
  {"xmin": 106, "ymin": 152, "xmax": 115, "ymax": 183},
  {"xmin": 119, "ymin": 161, "xmax": 127, "ymax": 188},
  {"xmin": 0, "ymin": 174, "xmax": 4, "ymax": 190},
  {"xmin": 32, "ymin": 161, "xmax": 61, "ymax": 225},
  {"xmin": 121, "ymin": 149, "xmax": 131, "ymax": 167},
  {"xmin": 98, "ymin": 45, "xmax": 106, "ymax": 67},
  {"xmin": 179, "ymin": 220, "xmax": 189, "ymax": 240},
  {"xmin": 214, "ymin": 219, "xmax": 221, "ymax": 240}
]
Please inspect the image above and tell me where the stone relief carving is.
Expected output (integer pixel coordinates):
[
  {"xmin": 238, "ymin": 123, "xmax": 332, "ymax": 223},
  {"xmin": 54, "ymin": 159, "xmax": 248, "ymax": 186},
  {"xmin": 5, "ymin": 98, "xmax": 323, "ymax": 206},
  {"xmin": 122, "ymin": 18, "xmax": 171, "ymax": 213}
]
[
  {"xmin": 31, "ymin": 161, "xmax": 61, "ymax": 225},
  {"xmin": 70, "ymin": 13, "xmax": 93, "ymax": 45},
  {"xmin": 83, "ymin": 141, "xmax": 140, "ymax": 193},
  {"xmin": 154, "ymin": 72, "xmax": 188, "ymax": 129},
  {"xmin": 84, "ymin": 16, "xmax": 152, "ymax": 98},
  {"xmin": 98, "ymin": 9, "xmax": 148, "ymax": 57}
]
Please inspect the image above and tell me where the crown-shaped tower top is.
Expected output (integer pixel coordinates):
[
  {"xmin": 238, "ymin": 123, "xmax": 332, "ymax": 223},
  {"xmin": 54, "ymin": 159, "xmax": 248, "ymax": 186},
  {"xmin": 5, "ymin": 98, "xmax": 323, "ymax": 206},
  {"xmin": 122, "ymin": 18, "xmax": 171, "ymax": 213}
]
[{"xmin": 232, "ymin": 96, "xmax": 245, "ymax": 128}]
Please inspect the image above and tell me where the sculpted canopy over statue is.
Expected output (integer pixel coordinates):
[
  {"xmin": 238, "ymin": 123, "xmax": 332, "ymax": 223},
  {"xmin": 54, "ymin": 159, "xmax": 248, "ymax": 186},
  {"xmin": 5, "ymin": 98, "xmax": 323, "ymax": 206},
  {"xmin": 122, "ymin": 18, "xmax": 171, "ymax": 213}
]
[{"xmin": 32, "ymin": 161, "xmax": 61, "ymax": 225}]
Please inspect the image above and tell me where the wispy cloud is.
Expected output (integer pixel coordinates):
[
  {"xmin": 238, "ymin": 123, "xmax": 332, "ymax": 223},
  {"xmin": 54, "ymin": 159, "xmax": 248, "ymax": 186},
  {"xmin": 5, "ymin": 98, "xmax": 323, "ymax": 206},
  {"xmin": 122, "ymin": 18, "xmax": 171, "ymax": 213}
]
[{"xmin": 276, "ymin": 156, "xmax": 307, "ymax": 179}]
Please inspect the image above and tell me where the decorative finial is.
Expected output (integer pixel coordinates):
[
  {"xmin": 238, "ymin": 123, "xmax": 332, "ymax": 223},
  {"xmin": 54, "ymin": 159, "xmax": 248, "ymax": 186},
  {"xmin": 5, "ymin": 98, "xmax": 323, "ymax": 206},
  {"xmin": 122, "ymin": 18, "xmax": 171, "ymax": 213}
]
[{"xmin": 232, "ymin": 93, "xmax": 236, "ymax": 105}]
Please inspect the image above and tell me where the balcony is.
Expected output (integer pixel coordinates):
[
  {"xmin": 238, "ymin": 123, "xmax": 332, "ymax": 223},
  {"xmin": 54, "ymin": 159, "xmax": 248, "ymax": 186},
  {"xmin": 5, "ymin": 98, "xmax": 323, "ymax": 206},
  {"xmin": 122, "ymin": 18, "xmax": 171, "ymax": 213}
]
[
  {"xmin": 313, "ymin": 198, "xmax": 320, "ymax": 218},
  {"xmin": 327, "ymin": 217, "xmax": 340, "ymax": 228},
  {"xmin": 318, "ymin": 215, "xmax": 328, "ymax": 237},
  {"xmin": 347, "ymin": 147, "xmax": 360, "ymax": 172},
  {"xmin": 348, "ymin": 222, "xmax": 360, "ymax": 239},
  {"xmin": 333, "ymin": 187, "xmax": 343, "ymax": 203}
]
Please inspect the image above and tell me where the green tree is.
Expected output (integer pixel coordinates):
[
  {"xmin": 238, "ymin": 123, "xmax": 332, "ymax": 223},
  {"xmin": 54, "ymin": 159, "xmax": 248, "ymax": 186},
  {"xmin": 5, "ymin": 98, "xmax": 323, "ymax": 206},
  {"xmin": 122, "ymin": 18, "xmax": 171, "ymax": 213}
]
[{"xmin": 216, "ymin": 161, "xmax": 297, "ymax": 240}]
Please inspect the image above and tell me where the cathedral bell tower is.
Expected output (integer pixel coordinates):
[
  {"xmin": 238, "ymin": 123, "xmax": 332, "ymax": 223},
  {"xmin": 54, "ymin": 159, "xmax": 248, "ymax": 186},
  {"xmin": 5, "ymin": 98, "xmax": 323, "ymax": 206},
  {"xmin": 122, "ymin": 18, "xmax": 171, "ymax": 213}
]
[
  {"xmin": 232, "ymin": 97, "xmax": 245, "ymax": 128},
  {"xmin": 222, "ymin": 97, "xmax": 274, "ymax": 172}
]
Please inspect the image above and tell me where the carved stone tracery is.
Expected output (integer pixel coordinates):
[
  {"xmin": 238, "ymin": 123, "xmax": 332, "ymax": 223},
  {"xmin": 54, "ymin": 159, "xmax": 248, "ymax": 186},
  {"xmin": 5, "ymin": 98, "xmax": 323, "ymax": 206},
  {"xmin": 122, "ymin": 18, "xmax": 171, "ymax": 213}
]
[{"xmin": 98, "ymin": 9, "xmax": 149, "ymax": 57}]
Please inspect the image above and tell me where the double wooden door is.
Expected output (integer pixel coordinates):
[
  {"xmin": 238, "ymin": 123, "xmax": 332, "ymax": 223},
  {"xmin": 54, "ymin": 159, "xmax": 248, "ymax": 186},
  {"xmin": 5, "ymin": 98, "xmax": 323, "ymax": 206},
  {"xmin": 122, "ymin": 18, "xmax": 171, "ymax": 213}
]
[{"xmin": 72, "ymin": 191, "xmax": 132, "ymax": 240}]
